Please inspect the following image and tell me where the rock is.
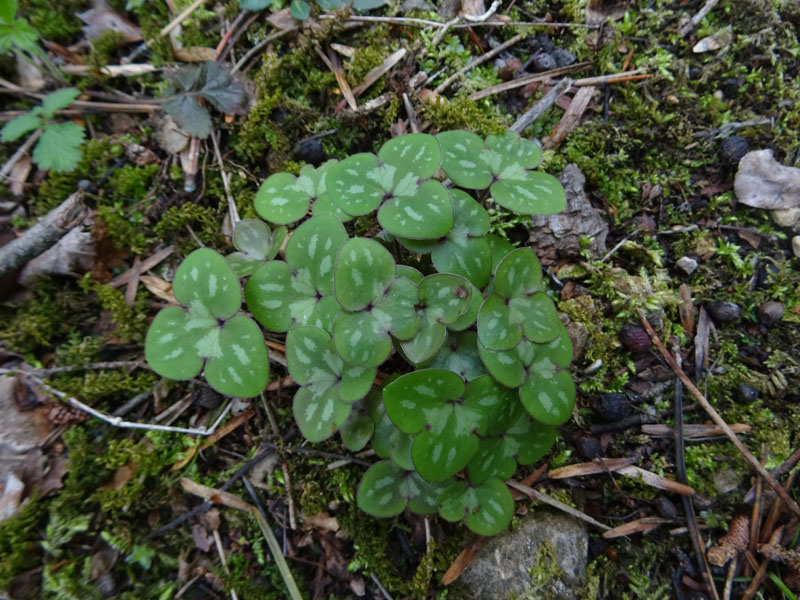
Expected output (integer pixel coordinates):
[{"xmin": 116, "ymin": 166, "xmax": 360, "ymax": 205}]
[
  {"xmin": 528, "ymin": 164, "xmax": 609, "ymax": 264},
  {"xmin": 619, "ymin": 323, "xmax": 651, "ymax": 353},
  {"xmin": 794, "ymin": 235, "xmax": 800, "ymax": 259},
  {"xmin": 721, "ymin": 136, "xmax": 749, "ymax": 165},
  {"xmin": 734, "ymin": 150, "xmax": 800, "ymax": 210},
  {"xmin": 295, "ymin": 138, "xmax": 324, "ymax": 165},
  {"xmin": 575, "ymin": 435, "xmax": 602, "ymax": 459},
  {"xmin": 758, "ymin": 301, "xmax": 784, "ymax": 326},
  {"xmin": 737, "ymin": 384, "xmax": 760, "ymax": 402},
  {"xmin": 565, "ymin": 321, "xmax": 589, "ymax": 359},
  {"xmin": 676, "ymin": 256, "xmax": 698, "ymax": 275},
  {"xmin": 552, "ymin": 48, "xmax": 577, "ymax": 68},
  {"xmin": 598, "ymin": 393, "xmax": 630, "ymax": 422},
  {"xmin": 713, "ymin": 467, "xmax": 742, "ymax": 495},
  {"xmin": 153, "ymin": 114, "xmax": 190, "ymax": 155},
  {"xmin": 532, "ymin": 52, "xmax": 556, "ymax": 71},
  {"xmin": 707, "ymin": 300, "xmax": 742, "ymax": 323},
  {"xmin": 458, "ymin": 511, "xmax": 588, "ymax": 600},
  {"xmin": 772, "ymin": 207, "xmax": 800, "ymax": 228}
]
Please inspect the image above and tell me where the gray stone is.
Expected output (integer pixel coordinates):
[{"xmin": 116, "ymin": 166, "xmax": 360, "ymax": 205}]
[
  {"xmin": 0, "ymin": 377, "xmax": 55, "ymax": 483},
  {"xmin": 457, "ymin": 511, "xmax": 588, "ymax": 600},
  {"xmin": 793, "ymin": 235, "xmax": 800, "ymax": 259},
  {"xmin": 676, "ymin": 256, "xmax": 698, "ymax": 275},
  {"xmin": 528, "ymin": 164, "xmax": 608, "ymax": 264},
  {"xmin": 772, "ymin": 207, "xmax": 800, "ymax": 228}
]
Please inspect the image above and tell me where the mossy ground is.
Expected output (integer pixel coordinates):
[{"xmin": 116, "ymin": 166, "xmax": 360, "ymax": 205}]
[{"xmin": 2, "ymin": 0, "xmax": 800, "ymax": 598}]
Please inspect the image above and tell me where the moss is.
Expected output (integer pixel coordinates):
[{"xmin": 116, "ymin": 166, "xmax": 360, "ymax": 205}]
[
  {"xmin": 86, "ymin": 283, "xmax": 149, "ymax": 343},
  {"xmin": 0, "ymin": 495, "xmax": 48, "ymax": 589},
  {"xmin": 19, "ymin": 0, "xmax": 84, "ymax": 43},
  {"xmin": 154, "ymin": 202, "xmax": 227, "ymax": 250},
  {"xmin": 420, "ymin": 95, "xmax": 507, "ymax": 136}
]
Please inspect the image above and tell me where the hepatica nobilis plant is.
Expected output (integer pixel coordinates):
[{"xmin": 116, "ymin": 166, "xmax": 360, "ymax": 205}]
[{"xmin": 145, "ymin": 130, "xmax": 575, "ymax": 535}]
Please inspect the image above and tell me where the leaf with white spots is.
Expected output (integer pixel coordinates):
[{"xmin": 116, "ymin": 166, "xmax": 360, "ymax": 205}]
[
  {"xmin": 477, "ymin": 293, "xmax": 522, "ymax": 351},
  {"xmin": 383, "ymin": 369, "xmax": 465, "ymax": 434},
  {"xmin": 399, "ymin": 312, "xmax": 446, "ymax": 365},
  {"xmin": 418, "ymin": 273, "xmax": 472, "ymax": 324},
  {"xmin": 286, "ymin": 326, "xmax": 339, "ymax": 384},
  {"xmin": 462, "ymin": 375, "xmax": 516, "ymax": 435},
  {"xmin": 372, "ymin": 277, "xmax": 420, "ymax": 340},
  {"xmin": 509, "ymin": 415, "xmax": 558, "ymax": 465},
  {"xmin": 173, "ymin": 248, "xmax": 241, "ymax": 319},
  {"xmin": 532, "ymin": 324, "xmax": 573, "ymax": 368},
  {"xmin": 437, "ymin": 477, "xmax": 514, "ymax": 536},
  {"xmin": 311, "ymin": 192, "xmax": 354, "ymax": 223},
  {"xmin": 339, "ymin": 361, "xmax": 376, "ymax": 402},
  {"xmin": 519, "ymin": 367, "xmax": 575, "ymax": 426},
  {"xmin": 255, "ymin": 172, "xmax": 312, "ymax": 225},
  {"xmin": 327, "ymin": 153, "xmax": 385, "ymax": 216},
  {"xmin": 477, "ymin": 337, "xmax": 532, "ymax": 388},
  {"xmin": 511, "ymin": 292, "xmax": 561, "ymax": 344},
  {"xmin": 397, "ymin": 265, "xmax": 424, "ymax": 284},
  {"xmin": 372, "ymin": 412, "xmax": 415, "ymax": 471},
  {"xmin": 486, "ymin": 235, "xmax": 514, "ymax": 274},
  {"xmin": 227, "ymin": 219, "xmax": 282, "ymax": 276},
  {"xmin": 145, "ymin": 306, "xmax": 208, "ymax": 380},
  {"xmin": 491, "ymin": 170, "xmax": 566, "ymax": 215},
  {"xmin": 437, "ymin": 130, "xmax": 493, "ymax": 189},
  {"xmin": 339, "ymin": 388, "xmax": 380, "ymax": 451},
  {"xmin": 204, "ymin": 315, "xmax": 269, "ymax": 397},
  {"xmin": 493, "ymin": 247, "xmax": 542, "ymax": 298},
  {"xmin": 356, "ymin": 461, "xmax": 448, "ymax": 517},
  {"xmin": 332, "ymin": 309, "xmax": 394, "ymax": 368},
  {"xmin": 244, "ymin": 260, "xmax": 295, "ymax": 331},
  {"xmin": 333, "ymin": 238, "xmax": 396, "ymax": 311},
  {"xmin": 428, "ymin": 331, "xmax": 486, "ymax": 381},
  {"xmin": 486, "ymin": 131, "xmax": 541, "ymax": 170},
  {"xmin": 378, "ymin": 133, "xmax": 441, "ymax": 180},
  {"xmin": 292, "ymin": 384, "xmax": 352, "ymax": 442},
  {"xmin": 377, "ymin": 180, "xmax": 454, "ymax": 240},
  {"xmin": 412, "ymin": 414, "xmax": 478, "ymax": 481},
  {"xmin": 467, "ymin": 437, "xmax": 517, "ymax": 485},
  {"xmin": 285, "ymin": 213, "xmax": 348, "ymax": 297},
  {"xmin": 446, "ymin": 282, "xmax": 482, "ymax": 332}
]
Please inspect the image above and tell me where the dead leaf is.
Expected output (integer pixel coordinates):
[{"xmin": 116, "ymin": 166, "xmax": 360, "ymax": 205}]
[
  {"xmin": 9, "ymin": 153, "xmax": 32, "ymax": 197},
  {"xmin": 304, "ymin": 512, "xmax": 340, "ymax": 533},
  {"xmin": 173, "ymin": 46, "xmax": 218, "ymax": 62},
  {"xmin": 678, "ymin": 283, "xmax": 695, "ymax": 338},
  {"xmin": 693, "ymin": 28, "xmax": 733, "ymax": 53},
  {"xmin": 443, "ymin": 537, "xmax": 486, "ymax": 584},
  {"xmin": 267, "ymin": 7, "xmax": 297, "ymax": 30},
  {"xmin": 585, "ymin": 0, "xmax": 629, "ymax": 25},
  {"xmin": 602, "ymin": 517, "xmax": 669, "ymax": 538},
  {"xmin": 735, "ymin": 149, "xmax": 800, "ymax": 210},
  {"xmin": 16, "ymin": 54, "xmax": 45, "ymax": 90},
  {"xmin": 180, "ymin": 477, "xmax": 253, "ymax": 511},
  {"xmin": 549, "ymin": 457, "xmax": 636, "ymax": 479},
  {"xmin": 102, "ymin": 463, "xmax": 136, "ymax": 491},
  {"xmin": 617, "ymin": 466, "xmax": 695, "ymax": 495},
  {"xmin": 542, "ymin": 86, "xmax": 596, "ymax": 150},
  {"xmin": 124, "ymin": 143, "xmax": 159, "ymax": 166},
  {"xmin": 192, "ymin": 523, "xmax": 214, "ymax": 552},
  {"xmin": 642, "ymin": 423, "xmax": 751, "ymax": 438},
  {"xmin": 18, "ymin": 226, "xmax": 96, "ymax": 286},
  {"xmin": 736, "ymin": 227, "xmax": 761, "ymax": 248},
  {"xmin": 78, "ymin": 0, "xmax": 142, "ymax": 43}
]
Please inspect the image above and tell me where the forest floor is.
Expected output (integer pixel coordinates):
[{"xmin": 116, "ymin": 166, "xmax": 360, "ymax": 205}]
[{"xmin": 1, "ymin": 0, "xmax": 800, "ymax": 598}]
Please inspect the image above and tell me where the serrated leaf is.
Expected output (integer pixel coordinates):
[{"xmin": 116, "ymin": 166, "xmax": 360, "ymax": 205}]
[
  {"xmin": 437, "ymin": 130, "xmax": 493, "ymax": 189},
  {"xmin": 1, "ymin": 111, "xmax": 40, "ymax": 142},
  {"xmin": 293, "ymin": 385, "xmax": 351, "ymax": 442},
  {"xmin": 286, "ymin": 213, "xmax": 348, "ymax": 297},
  {"xmin": 144, "ymin": 306, "xmax": 207, "ymax": 380},
  {"xmin": 377, "ymin": 179, "xmax": 454, "ymax": 240},
  {"xmin": 41, "ymin": 87, "xmax": 80, "ymax": 117},
  {"xmin": 494, "ymin": 247, "xmax": 542, "ymax": 298},
  {"xmin": 195, "ymin": 61, "xmax": 247, "ymax": 114},
  {"xmin": 34, "ymin": 122, "xmax": 84, "ymax": 172},
  {"xmin": 438, "ymin": 477, "xmax": 514, "ymax": 535},
  {"xmin": 173, "ymin": 248, "xmax": 241, "ymax": 320},
  {"xmin": 519, "ymin": 368, "xmax": 575, "ymax": 425},
  {"xmin": 429, "ymin": 331, "xmax": 486, "ymax": 381},
  {"xmin": 162, "ymin": 95, "xmax": 211, "ymax": 138},
  {"xmin": 0, "ymin": 0, "xmax": 18, "ymax": 23},
  {"xmin": 491, "ymin": 170, "xmax": 566, "ymax": 215},
  {"xmin": 0, "ymin": 17, "xmax": 38, "ymax": 53},
  {"xmin": 377, "ymin": 133, "xmax": 441, "ymax": 179},
  {"xmin": 477, "ymin": 293, "xmax": 521, "ymax": 351},
  {"xmin": 204, "ymin": 315, "xmax": 269, "ymax": 397},
  {"xmin": 333, "ymin": 238, "xmax": 396, "ymax": 310}
]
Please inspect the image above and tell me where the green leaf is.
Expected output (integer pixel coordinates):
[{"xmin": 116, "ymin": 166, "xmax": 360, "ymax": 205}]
[
  {"xmin": 399, "ymin": 313, "xmax": 446, "ymax": 365},
  {"xmin": 377, "ymin": 133, "xmax": 441, "ymax": 179},
  {"xmin": 227, "ymin": 219, "xmax": 275, "ymax": 276},
  {"xmin": 204, "ymin": 315, "xmax": 269, "ymax": 397},
  {"xmin": 446, "ymin": 282, "xmax": 482, "ymax": 332},
  {"xmin": 477, "ymin": 293, "xmax": 522, "ymax": 351},
  {"xmin": 41, "ymin": 88, "xmax": 80, "ymax": 117},
  {"xmin": 486, "ymin": 131, "xmax": 541, "ymax": 170},
  {"xmin": 372, "ymin": 412, "xmax": 415, "ymax": 470},
  {"xmin": 34, "ymin": 122, "xmax": 84, "ymax": 172},
  {"xmin": 239, "ymin": 0, "xmax": 271, "ymax": 9},
  {"xmin": 437, "ymin": 130, "xmax": 493, "ymax": 189},
  {"xmin": 357, "ymin": 461, "xmax": 446, "ymax": 518},
  {"xmin": 417, "ymin": 273, "xmax": 472, "ymax": 324},
  {"xmin": 255, "ymin": 172, "xmax": 313, "ymax": 225},
  {"xmin": 397, "ymin": 265, "xmax": 424, "ymax": 284},
  {"xmin": 311, "ymin": 192, "xmax": 354, "ymax": 223},
  {"xmin": 286, "ymin": 213, "xmax": 348, "ymax": 297},
  {"xmin": 332, "ymin": 309, "xmax": 394, "ymax": 368},
  {"xmin": 352, "ymin": 0, "xmax": 388, "ymax": 9},
  {"xmin": 144, "ymin": 306, "xmax": 207, "ymax": 380},
  {"xmin": 519, "ymin": 368, "xmax": 575, "ymax": 425},
  {"xmin": 428, "ymin": 331, "xmax": 486, "ymax": 381},
  {"xmin": 383, "ymin": 369, "xmax": 465, "ymax": 432},
  {"xmin": 467, "ymin": 438, "xmax": 517, "ymax": 485},
  {"xmin": 173, "ymin": 248, "xmax": 242, "ymax": 320},
  {"xmin": 0, "ymin": 111, "xmax": 40, "ymax": 142},
  {"xmin": 333, "ymin": 238, "xmax": 396, "ymax": 311},
  {"xmin": 493, "ymin": 248, "xmax": 542, "ymax": 298},
  {"xmin": 293, "ymin": 385, "xmax": 351, "ymax": 442},
  {"xmin": 244, "ymin": 260, "xmax": 294, "ymax": 331},
  {"xmin": 486, "ymin": 235, "xmax": 514, "ymax": 273},
  {"xmin": 377, "ymin": 180, "xmax": 454, "ymax": 240},
  {"xmin": 512, "ymin": 292, "xmax": 561, "ymax": 344},
  {"xmin": 412, "ymin": 420, "xmax": 478, "ymax": 482},
  {"xmin": 0, "ymin": 17, "xmax": 38, "ymax": 53},
  {"xmin": 0, "ymin": 0, "xmax": 18, "ymax": 23},
  {"xmin": 510, "ymin": 417, "xmax": 557, "ymax": 465},
  {"xmin": 491, "ymin": 171, "xmax": 566, "ymax": 215},
  {"xmin": 438, "ymin": 478, "xmax": 514, "ymax": 535},
  {"xmin": 339, "ymin": 390, "xmax": 380, "ymax": 451},
  {"xmin": 194, "ymin": 61, "xmax": 248, "ymax": 115},
  {"xmin": 327, "ymin": 153, "xmax": 385, "ymax": 216},
  {"xmin": 290, "ymin": 0, "xmax": 310, "ymax": 19},
  {"xmin": 478, "ymin": 337, "xmax": 531, "ymax": 388}
]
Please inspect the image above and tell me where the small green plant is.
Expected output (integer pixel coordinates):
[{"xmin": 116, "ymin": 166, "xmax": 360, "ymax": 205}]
[
  {"xmin": 0, "ymin": 87, "xmax": 85, "ymax": 171},
  {"xmin": 240, "ymin": 0, "xmax": 386, "ymax": 21},
  {"xmin": 0, "ymin": 0, "xmax": 64, "ymax": 81},
  {"xmin": 145, "ymin": 130, "xmax": 574, "ymax": 535}
]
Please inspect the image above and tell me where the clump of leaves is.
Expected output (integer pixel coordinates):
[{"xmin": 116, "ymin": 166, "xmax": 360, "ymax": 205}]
[
  {"xmin": 145, "ymin": 131, "xmax": 573, "ymax": 536},
  {"xmin": 0, "ymin": 87, "xmax": 85, "ymax": 171},
  {"xmin": 0, "ymin": 0, "xmax": 64, "ymax": 81},
  {"xmin": 162, "ymin": 61, "xmax": 248, "ymax": 138},
  {"xmin": 240, "ymin": 0, "xmax": 387, "ymax": 21}
]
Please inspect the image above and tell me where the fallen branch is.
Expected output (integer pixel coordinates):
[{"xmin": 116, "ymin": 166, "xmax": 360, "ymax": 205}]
[
  {"xmin": 510, "ymin": 77, "xmax": 572, "ymax": 133},
  {"xmin": 679, "ymin": 0, "xmax": 721, "ymax": 37},
  {"xmin": 637, "ymin": 308, "xmax": 800, "ymax": 517},
  {"xmin": 434, "ymin": 33, "xmax": 524, "ymax": 95},
  {"xmin": 467, "ymin": 63, "xmax": 590, "ymax": 101},
  {"xmin": 0, "ymin": 190, "xmax": 86, "ymax": 279}
]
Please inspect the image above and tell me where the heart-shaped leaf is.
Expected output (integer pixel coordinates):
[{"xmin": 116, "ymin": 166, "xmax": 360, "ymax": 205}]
[
  {"xmin": 327, "ymin": 153, "xmax": 385, "ymax": 216},
  {"xmin": 286, "ymin": 213, "xmax": 348, "ymax": 297},
  {"xmin": 519, "ymin": 367, "xmax": 575, "ymax": 426},
  {"xmin": 511, "ymin": 292, "xmax": 561, "ymax": 344},
  {"xmin": 204, "ymin": 315, "xmax": 269, "ymax": 397},
  {"xmin": 399, "ymin": 312, "xmax": 447, "ymax": 365},
  {"xmin": 293, "ymin": 385, "xmax": 352, "ymax": 442},
  {"xmin": 478, "ymin": 337, "xmax": 533, "ymax": 388},
  {"xmin": 311, "ymin": 192, "xmax": 354, "ymax": 223},
  {"xmin": 340, "ymin": 387, "xmax": 381, "ymax": 451},
  {"xmin": 477, "ymin": 293, "xmax": 522, "ymax": 351},
  {"xmin": 486, "ymin": 130, "xmax": 542, "ymax": 169},
  {"xmin": 491, "ymin": 171, "xmax": 566, "ymax": 216},
  {"xmin": 493, "ymin": 247, "xmax": 542, "ymax": 298},
  {"xmin": 377, "ymin": 180, "xmax": 454, "ymax": 240},
  {"xmin": 446, "ymin": 282, "xmax": 482, "ymax": 332},
  {"xmin": 372, "ymin": 412, "xmax": 415, "ymax": 471},
  {"xmin": 173, "ymin": 248, "xmax": 241, "ymax": 319},
  {"xmin": 438, "ymin": 477, "xmax": 514, "ymax": 536},
  {"xmin": 334, "ymin": 238, "xmax": 396, "ymax": 311},
  {"xmin": 383, "ymin": 369, "xmax": 465, "ymax": 433},
  {"xmin": 377, "ymin": 133, "xmax": 441, "ymax": 180},
  {"xmin": 255, "ymin": 161, "xmax": 337, "ymax": 225},
  {"xmin": 357, "ymin": 461, "xmax": 447, "ymax": 517},
  {"xmin": 437, "ymin": 130, "xmax": 493, "ymax": 189},
  {"xmin": 227, "ymin": 219, "xmax": 285, "ymax": 276},
  {"xmin": 486, "ymin": 235, "xmax": 514, "ymax": 274},
  {"xmin": 145, "ymin": 306, "xmax": 208, "ymax": 380}
]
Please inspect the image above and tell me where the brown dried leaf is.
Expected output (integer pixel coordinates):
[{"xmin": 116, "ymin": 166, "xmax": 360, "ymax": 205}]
[
  {"xmin": 304, "ymin": 512, "xmax": 340, "ymax": 533},
  {"xmin": 140, "ymin": 275, "xmax": 178, "ymax": 304},
  {"xmin": 173, "ymin": 47, "xmax": 218, "ymax": 62},
  {"xmin": 443, "ymin": 537, "xmax": 486, "ymax": 584},
  {"xmin": 602, "ymin": 517, "xmax": 669, "ymax": 538},
  {"xmin": 267, "ymin": 7, "xmax": 297, "ymax": 30},
  {"xmin": 642, "ymin": 423, "xmax": 751, "ymax": 438},
  {"xmin": 735, "ymin": 149, "xmax": 800, "ymax": 210},
  {"xmin": 542, "ymin": 86, "xmax": 596, "ymax": 150},
  {"xmin": 192, "ymin": 523, "xmax": 214, "ymax": 552},
  {"xmin": 585, "ymin": 0, "xmax": 629, "ymax": 26},
  {"xmin": 617, "ymin": 466, "xmax": 695, "ymax": 496},
  {"xmin": 678, "ymin": 283, "xmax": 695, "ymax": 338},
  {"xmin": 9, "ymin": 153, "xmax": 31, "ymax": 197},
  {"xmin": 180, "ymin": 477, "xmax": 253, "ymax": 511},
  {"xmin": 77, "ymin": 0, "xmax": 142, "ymax": 43},
  {"xmin": 548, "ymin": 457, "xmax": 636, "ymax": 479},
  {"xmin": 102, "ymin": 463, "xmax": 136, "ymax": 491}
]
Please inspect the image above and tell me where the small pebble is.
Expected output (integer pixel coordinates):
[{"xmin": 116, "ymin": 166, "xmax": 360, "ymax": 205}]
[
  {"xmin": 599, "ymin": 392, "xmax": 630, "ymax": 422},
  {"xmin": 654, "ymin": 496, "xmax": 678, "ymax": 520},
  {"xmin": 688, "ymin": 67, "xmax": 702, "ymax": 80},
  {"xmin": 772, "ymin": 207, "xmax": 800, "ymax": 228},
  {"xmin": 295, "ymin": 138, "xmax": 325, "ymax": 165},
  {"xmin": 758, "ymin": 301, "xmax": 784, "ymax": 326},
  {"xmin": 737, "ymin": 384, "xmax": 760, "ymax": 402},
  {"xmin": 794, "ymin": 235, "xmax": 800, "ymax": 259},
  {"xmin": 575, "ymin": 435, "xmax": 602, "ymax": 459},
  {"xmin": 531, "ymin": 52, "xmax": 556, "ymax": 71},
  {"xmin": 619, "ymin": 323, "xmax": 651, "ymax": 353},
  {"xmin": 551, "ymin": 47, "xmax": 577, "ymax": 68},
  {"xmin": 676, "ymin": 256, "xmax": 698, "ymax": 275},
  {"xmin": 707, "ymin": 300, "xmax": 742, "ymax": 323},
  {"xmin": 77, "ymin": 179, "xmax": 92, "ymax": 191},
  {"xmin": 720, "ymin": 136, "xmax": 749, "ymax": 165}
]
